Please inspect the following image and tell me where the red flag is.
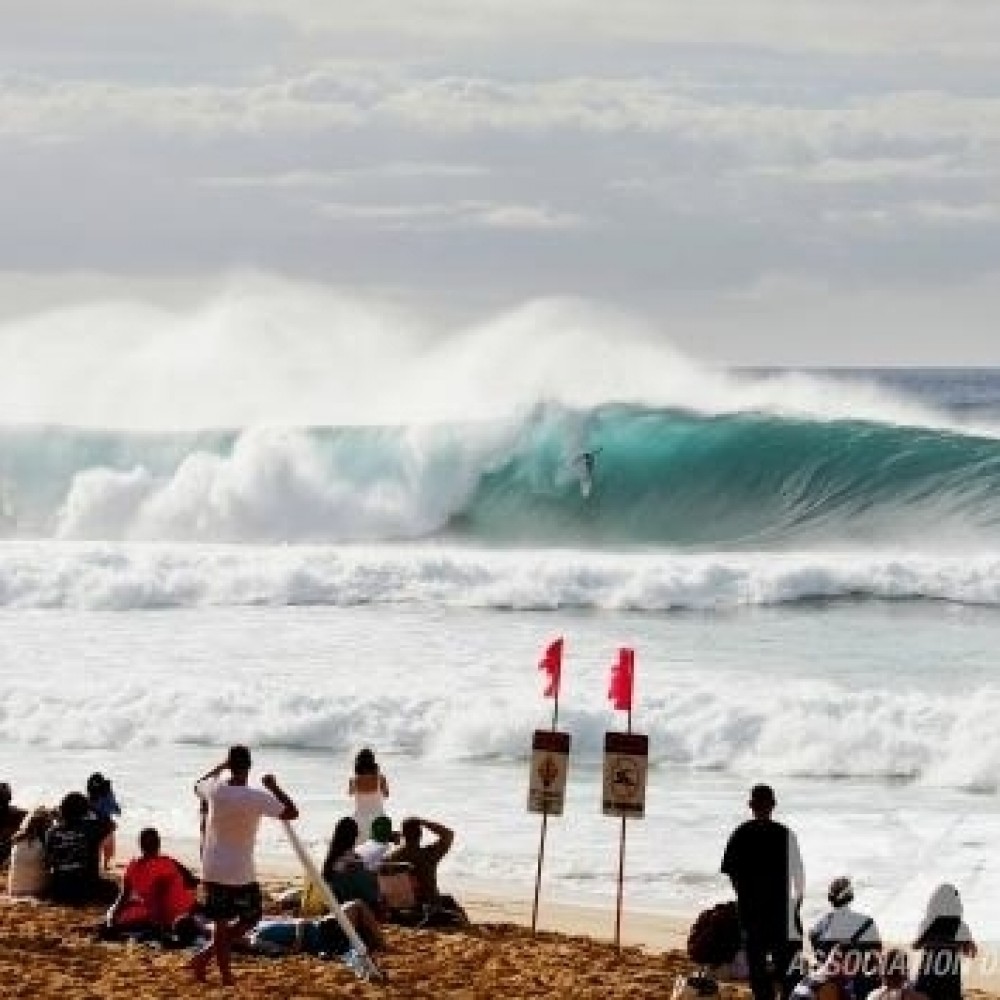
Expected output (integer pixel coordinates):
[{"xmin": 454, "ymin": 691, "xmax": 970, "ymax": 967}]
[
  {"xmin": 539, "ymin": 637, "xmax": 563, "ymax": 698},
  {"xmin": 608, "ymin": 647, "xmax": 634, "ymax": 711}
]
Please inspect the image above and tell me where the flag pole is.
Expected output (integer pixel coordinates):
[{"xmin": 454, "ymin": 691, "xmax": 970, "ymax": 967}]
[
  {"xmin": 531, "ymin": 653, "xmax": 561, "ymax": 934},
  {"xmin": 531, "ymin": 688, "xmax": 558, "ymax": 933},
  {"xmin": 613, "ymin": 698, "xmax": 632, "ymax": 950}
]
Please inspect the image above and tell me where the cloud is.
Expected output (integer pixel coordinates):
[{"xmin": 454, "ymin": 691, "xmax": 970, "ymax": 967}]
[
  {"xmin": 2, "ymin": 0, "xmax": 1000, "ymax": 360},
  {"xmin": 198, "ymin": 0, "xmax": 1000, "ymax": 59},
  {"xmin": 319, "ymin": 199, "xmax": 585, "ymax": 231}
]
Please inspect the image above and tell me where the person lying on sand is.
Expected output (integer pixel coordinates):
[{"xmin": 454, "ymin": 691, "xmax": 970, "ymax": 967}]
[{"xmin": 246, "ymin": 906, "xmax": 384, "ymax": 959}]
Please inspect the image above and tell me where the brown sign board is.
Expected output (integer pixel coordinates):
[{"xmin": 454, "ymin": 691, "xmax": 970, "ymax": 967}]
[
  {"xmin": 602, "ymin": 731, "xmax": 649, "ymax": 818},
  {"xmin": 528, "ymin": 729, "xmax": 571, "ymax": 815}
]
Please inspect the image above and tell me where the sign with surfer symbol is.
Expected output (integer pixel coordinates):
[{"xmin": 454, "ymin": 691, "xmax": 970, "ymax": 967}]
[
  {"xmin": 528, "ymin": 730, "xmax": 571, "ymax": 816},
  {"xmin": 602, "ymin": 732, "xmax": 649, "ymax": 818}
]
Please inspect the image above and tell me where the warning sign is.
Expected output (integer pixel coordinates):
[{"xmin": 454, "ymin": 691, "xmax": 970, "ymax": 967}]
[
  {"xmin": 528, "ymin": 729, "xmax": 571, "ymax": 815},
  {"xmin": 602, "ymin": 732, "xmax": 649, "ymax": 818}
]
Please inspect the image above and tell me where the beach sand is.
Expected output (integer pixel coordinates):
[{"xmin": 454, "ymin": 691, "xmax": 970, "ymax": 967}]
[
  {"xmin": 0, "ymin": 890, "xmax": 694, "ymax": 999},
  {"xmin": 3, "ymin": 876, "xmax": 998, "ymax": 999}
]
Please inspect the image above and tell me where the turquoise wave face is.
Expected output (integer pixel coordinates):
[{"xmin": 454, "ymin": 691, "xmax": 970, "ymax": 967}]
[
  {"xmin": 4, "ymin": 405, "xmax": 1000, "ymax": 546},
  {"xmin": 457, "ymin": 405, "xmax": 1000, "ymax": 545}
]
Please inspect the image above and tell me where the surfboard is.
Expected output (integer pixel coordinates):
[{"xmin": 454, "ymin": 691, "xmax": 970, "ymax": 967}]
[{"xmin": 282, "ymin": 821, "xmax": 384, "ymax": 981}]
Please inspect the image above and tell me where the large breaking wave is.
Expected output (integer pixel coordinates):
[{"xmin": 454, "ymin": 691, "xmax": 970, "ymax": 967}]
[{"xmin": 3, "ymin": 403, "xmax": 1000, "ymax": 547}]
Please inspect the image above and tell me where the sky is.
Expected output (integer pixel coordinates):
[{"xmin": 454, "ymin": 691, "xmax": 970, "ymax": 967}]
[{"xmin": 3, "ymin": 0, "xmax": 1000, "ymax": 364}]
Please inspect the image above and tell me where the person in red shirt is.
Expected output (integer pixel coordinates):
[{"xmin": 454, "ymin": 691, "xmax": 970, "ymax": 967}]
[{"xmin": 105, "ymin": 828, "xmax": 199, "ymax": 942}]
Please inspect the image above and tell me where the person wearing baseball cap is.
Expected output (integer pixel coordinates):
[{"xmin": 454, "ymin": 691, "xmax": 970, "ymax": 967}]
[{"xmin": 809, "ymin": 876, "xmax": 882, "ymax": 998}]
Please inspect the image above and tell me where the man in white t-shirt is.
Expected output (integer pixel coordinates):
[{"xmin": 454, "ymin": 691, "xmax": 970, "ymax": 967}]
[{"xmin": 190, "ymin": 745, "xmax": 298, "ymax": 986}]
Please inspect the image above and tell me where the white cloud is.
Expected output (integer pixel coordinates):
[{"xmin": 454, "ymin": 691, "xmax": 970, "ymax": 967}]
[
  {"xmin": 318, "ymin": 199, "xmax": 586, "ymax": 231},
  {"xmin": 199, "ymin": 0, "xmax": 1000, "ymax": 59},
  {"xmin": 2, "ymin": 1, "xmax": 1000, "ymax": 360}
]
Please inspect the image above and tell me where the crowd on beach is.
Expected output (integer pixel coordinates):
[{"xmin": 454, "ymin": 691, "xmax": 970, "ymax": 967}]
[
  {"xmin": 0, "ymin": 765, "xmax": 982, "ymax": 997},
  {"xmin": 715, "ymin": 783, "xmax": 977, "ymax": 1000},
  {"xmin": 0, "ymin": 746, "xmax": 466, "ymax": 986}
]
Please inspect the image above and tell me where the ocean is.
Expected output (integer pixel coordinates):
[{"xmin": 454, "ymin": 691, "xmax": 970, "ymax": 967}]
[{"xmin": 3, "ymin": 363, "xmax": 1000, "ymax": 944}]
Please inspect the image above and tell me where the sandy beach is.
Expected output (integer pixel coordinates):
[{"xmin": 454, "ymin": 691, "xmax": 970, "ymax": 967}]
[
  {"xmin": 0, "ymin": 886, "xmax": 693, "ymax": 1000},
  {"xmin": 4, "ymin": 873, "xmax": 999, "ymax": 1000}
]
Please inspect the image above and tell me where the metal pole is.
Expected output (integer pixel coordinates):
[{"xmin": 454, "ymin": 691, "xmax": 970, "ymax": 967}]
[
  {"xmin": 531, "ymin": 694, "xmax": 560, "ymax": 934},
  {"xmin": 613, "ymin": 705, "xmax": 633, "ymax": 950}
]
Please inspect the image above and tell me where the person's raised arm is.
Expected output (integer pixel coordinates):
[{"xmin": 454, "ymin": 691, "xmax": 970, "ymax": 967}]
[
  {"xmin": 194, "ymin": 760, "xmax": 228, "ymax": 796},
  {"xmin": 262, "ymin": 774, "xmax": 298, "ymax": 821},
  {"xmin": 419, "ymin": 818, "xmax": 454, "ymax": 855}
]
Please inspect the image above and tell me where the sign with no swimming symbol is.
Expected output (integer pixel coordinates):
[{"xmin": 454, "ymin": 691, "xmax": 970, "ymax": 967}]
[{"xmin": 602, "ymin": 731, "xmax": 648, "ymax": 818}]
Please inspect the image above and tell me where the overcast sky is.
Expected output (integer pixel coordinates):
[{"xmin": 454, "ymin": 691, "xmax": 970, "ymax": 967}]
[{"xmin": 4, "ymin": 1, "xmax": 1000, "ymax": 363}]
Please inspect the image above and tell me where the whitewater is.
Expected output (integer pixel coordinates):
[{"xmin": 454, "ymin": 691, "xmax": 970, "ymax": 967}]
[{"xmin": 2, "ymin": 281, "xmax": 1000, "ymax": 940}]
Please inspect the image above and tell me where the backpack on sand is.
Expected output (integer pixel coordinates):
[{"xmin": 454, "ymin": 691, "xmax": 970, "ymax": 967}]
[{"xmin": 687, "ymin": 901, "xmax": 742, "ymax": 967}]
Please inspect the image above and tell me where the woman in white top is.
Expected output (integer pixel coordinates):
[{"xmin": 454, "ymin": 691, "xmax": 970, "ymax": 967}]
[
  {"xmin": 7, "ymin": 807, "xmax": 53, "ymax": 897},
  {"xmin": 349, "ymin": 748, "xmax": 389, "ymax": 840}
]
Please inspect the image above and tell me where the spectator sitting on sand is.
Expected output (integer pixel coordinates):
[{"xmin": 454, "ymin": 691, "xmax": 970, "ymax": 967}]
[
  {"xmin": 913, "ymin": 883, "xmax": 976, "ymax": 1000},
  {"xmin": 0, "ymin": 782, "xmax": 28, "ymax": 865},
  {"xmin": 247, "ymin": 906, "xmax": 384, "ymax": 958},
  {"xmin": 321, "ymin": 816, "xmax": 382, "ymax": 913},
  {"xmin": 384, "ymin": 816, "xmax": 468, "ymax": 923},
  {"xmin": 808, "ymin": 876, "xmax": 881, "ymax": 997},
  {"xmin": 356, "ymin": 816, "xmax": 397, "ymax": 871},
  {"xmin": 868, "ymin": 949, "xmax": 928, "ymax": 1000},
  {"xmin": 103, "ymin": 828, "xmax": 199, "ymax": 943},
  {"xmin": 44, "ymin": 791, "xmax": 118, "ymax": 905},
  {"xmin": 7, "ymin": 807, "xmax": 54, "ymax": 898}
]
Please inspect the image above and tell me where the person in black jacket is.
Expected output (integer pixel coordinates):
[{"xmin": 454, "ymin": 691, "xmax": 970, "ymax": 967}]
[
  {"xmin": 721, "ymin": 784, "xmax": 805, "ymax": 1000},
  {"xmin": 44, "ymin": 791, "xmax": 118, "ymax": 905}
]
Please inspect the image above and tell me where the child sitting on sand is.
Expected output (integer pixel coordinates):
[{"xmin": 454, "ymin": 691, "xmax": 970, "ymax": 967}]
[
  {"xmin": 348, "ymin": 748, "xmax": 389, "ymax": 841},
  {"xmin": 86, "ymin": 773, "xmax": 121, "ymax": 871}
]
